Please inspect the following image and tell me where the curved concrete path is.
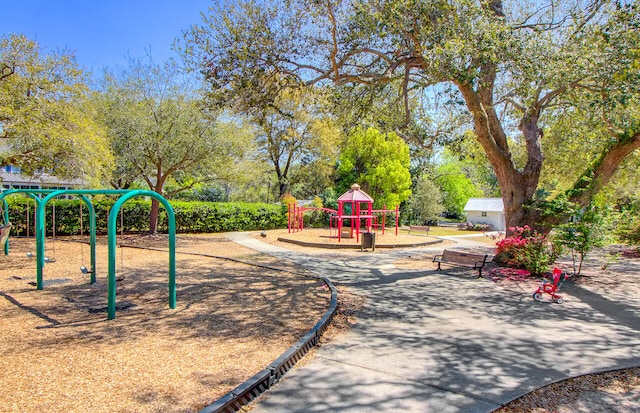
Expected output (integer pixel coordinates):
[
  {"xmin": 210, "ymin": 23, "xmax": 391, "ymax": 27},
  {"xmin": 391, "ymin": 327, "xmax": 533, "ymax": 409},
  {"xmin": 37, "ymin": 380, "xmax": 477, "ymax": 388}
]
[{"xmin": 225, "ymin": 232, "xmax": 640, "ymax": 412}]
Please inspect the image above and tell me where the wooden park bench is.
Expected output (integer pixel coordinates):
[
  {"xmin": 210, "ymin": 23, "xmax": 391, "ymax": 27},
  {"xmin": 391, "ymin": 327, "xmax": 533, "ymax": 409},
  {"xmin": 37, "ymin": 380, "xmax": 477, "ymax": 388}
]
[
  {"xmin": 432, "ymin": 249, "xmax": 488, "ymax": 277},
  {"xmin": 408, "ymin": 225, "xmax": 430, "ymax": 235}
]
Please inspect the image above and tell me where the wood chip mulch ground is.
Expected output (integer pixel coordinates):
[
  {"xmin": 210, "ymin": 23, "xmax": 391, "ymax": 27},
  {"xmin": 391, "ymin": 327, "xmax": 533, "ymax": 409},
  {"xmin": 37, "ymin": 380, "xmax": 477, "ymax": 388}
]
[
  {"xmin": 494, "ymin": 366, "xmax": 640, "ymax": 412},
  {"xmin": 0, "ymin": 234, "xmax": 335, "ymax": 413}
]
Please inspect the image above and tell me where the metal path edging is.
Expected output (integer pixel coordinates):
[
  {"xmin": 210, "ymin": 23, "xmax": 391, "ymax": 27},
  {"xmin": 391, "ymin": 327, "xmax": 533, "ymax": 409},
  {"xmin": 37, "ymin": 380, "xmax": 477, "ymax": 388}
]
[{"xmin": 199, "ymin": 278, "xmax": 338, "ymax": 413}]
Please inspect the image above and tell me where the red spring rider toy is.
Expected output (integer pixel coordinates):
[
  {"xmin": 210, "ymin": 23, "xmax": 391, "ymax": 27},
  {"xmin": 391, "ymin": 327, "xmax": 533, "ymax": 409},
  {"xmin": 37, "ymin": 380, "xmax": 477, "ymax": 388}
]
[{"xmin": 533, "ymin": 267, "xmax": 570, "ymax": 304}]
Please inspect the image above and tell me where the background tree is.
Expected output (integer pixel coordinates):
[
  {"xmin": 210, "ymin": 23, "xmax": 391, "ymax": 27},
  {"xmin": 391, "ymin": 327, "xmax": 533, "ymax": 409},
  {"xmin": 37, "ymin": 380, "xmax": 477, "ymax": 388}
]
[
  {"xmin": 206, "ymin": 118, "xmax": 270, "ymax": 202},
  {"xmin": 433, "ymin": 158, "xmax": 482, "ymax": 219},
  {"xmin": 336, "ymin": 126, "xmax": 412, "ymax": 208},
  {"xmin": 98, "ymin": 57, "xmax": 239, "ymax": 233},
  {"xmin": 0, "ymin": 34, "xmax": 112, "ymax": 185},
  {"xmin": 251, "ymin": 87, "xmax": 343, "ymax": 197},
  {"xmin": 180, "ymin": 0, "xmax": 640, "ymax": 232},
  {"xmin": 407, "ymin": 175, "xmax": 444, "ymax": 224},
  {"xmin": 446, "ymin": 130, "xmax": 501, "ymax": 197}
]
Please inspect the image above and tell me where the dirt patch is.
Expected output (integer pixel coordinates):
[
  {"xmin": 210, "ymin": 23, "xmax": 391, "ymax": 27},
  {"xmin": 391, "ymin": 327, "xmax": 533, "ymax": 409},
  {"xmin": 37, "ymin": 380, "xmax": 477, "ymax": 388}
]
[{"xmin": 0, "ymin": 235, "xmax": 331, "ymax": 413}]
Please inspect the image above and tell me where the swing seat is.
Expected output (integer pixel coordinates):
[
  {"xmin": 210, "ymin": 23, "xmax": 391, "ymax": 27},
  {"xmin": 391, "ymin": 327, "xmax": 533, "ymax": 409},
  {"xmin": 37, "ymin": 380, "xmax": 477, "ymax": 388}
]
[
  {"xmin": 25, "ymin": 252, "xmax": 55, "ymax": 263},
  {"xmin": 0, "ymin": 222, "xmax": 11, "ymax": 248},
  {"xmin": 80, "ymin": 265, "xmax": 93, "ymax": 274}
]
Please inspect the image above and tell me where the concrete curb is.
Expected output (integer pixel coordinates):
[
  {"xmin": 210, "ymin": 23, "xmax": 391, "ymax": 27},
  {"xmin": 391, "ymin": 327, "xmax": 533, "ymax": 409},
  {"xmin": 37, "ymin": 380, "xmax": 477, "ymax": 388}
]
[{"xmin": 276, "ymin": 236, "xmax": 444, "ymax": 249}]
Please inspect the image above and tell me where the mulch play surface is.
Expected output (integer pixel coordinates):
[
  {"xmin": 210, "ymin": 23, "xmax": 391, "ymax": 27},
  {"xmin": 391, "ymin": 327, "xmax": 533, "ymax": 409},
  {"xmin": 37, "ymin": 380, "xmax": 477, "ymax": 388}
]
[{"xmin": 0, "ymin": 234, "xmax": 330, "ymax": 412}]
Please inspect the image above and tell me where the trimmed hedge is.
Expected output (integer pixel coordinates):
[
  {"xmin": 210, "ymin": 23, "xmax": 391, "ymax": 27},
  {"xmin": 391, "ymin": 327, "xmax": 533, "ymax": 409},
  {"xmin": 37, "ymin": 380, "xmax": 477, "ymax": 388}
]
[{"xmin": 3, "ymin": 197, "xmax": 287, "ymax": 236}]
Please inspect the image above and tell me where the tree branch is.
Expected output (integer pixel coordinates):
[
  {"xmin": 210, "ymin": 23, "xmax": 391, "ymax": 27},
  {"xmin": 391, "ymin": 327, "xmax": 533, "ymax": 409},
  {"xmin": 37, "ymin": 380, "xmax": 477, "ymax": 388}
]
[
  {"xmin": 507, "ymin": 98, "xmax": 527, "ymax": 113},
  {"xmin": 326, "ymin": 0, "xmax": 341, "ymax": 82},
  {"xmin": 567, "ymin": 132, "xmax": 640, "ymax": 207},
  {"xmin": 0, "ymin": 63, "xmax": 15, "ymax": 82},
  {"xmin": 164, "ymin": 177, "xmax": 212, "ymax": 197}
]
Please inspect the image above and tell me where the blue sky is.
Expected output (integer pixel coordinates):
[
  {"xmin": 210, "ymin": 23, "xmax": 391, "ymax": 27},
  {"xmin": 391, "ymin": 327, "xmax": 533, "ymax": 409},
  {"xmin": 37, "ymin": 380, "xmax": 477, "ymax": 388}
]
[{"xmin": 3, "ymin": 1, "xmax": 212, "ymax": 72}]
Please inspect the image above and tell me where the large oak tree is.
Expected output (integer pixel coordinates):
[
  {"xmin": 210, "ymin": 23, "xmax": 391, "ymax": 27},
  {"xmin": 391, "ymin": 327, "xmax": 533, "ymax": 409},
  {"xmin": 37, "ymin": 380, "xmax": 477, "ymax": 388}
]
[{"xmin": 180, "ymin": 0, "xmax": 640, "ymax": 231}]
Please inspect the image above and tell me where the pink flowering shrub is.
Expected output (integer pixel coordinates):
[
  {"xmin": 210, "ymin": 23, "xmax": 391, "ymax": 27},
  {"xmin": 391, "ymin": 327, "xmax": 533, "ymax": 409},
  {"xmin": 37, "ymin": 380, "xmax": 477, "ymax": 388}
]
[{"xmin": 494, "ymin": 226, "xmax": 561, "ymax": 276}]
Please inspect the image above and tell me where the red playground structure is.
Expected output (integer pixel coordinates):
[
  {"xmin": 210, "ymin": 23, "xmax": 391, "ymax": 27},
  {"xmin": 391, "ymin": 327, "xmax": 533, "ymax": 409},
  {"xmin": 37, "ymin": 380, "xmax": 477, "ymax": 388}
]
[
  {"xmin": 533, "ymin": 267, "xmax": 571, "ymax": 304},
  {"xmin": 287, "ymin": 183, "xmax": 399, "ymax": 243}
]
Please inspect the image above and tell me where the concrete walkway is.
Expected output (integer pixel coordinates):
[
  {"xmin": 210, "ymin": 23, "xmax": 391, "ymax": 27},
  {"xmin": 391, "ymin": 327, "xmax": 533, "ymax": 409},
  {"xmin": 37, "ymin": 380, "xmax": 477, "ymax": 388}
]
[{"xmin": 225, "ymin": 232, "xmax": 640, "ymax": 412}]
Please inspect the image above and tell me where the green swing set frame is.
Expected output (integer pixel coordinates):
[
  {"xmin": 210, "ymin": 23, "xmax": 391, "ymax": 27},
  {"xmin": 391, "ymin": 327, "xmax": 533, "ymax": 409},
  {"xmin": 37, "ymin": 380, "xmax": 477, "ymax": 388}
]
[{"xmin": 0, "ymin": 189, "xmax": 176, "ymax": 320}]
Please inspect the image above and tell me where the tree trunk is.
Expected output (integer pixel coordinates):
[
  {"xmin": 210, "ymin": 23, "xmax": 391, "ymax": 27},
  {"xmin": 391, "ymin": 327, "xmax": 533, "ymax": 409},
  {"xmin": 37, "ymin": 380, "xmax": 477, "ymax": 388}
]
[
  {"xmin": 149, "ymin": 198, "xmax": 159, "ymax": 234},
  {"xmin": 456, "ymin": 80, "xmax": 544, "ymax": 234},
  {"xmin": 278, "ymin": 180, "xmax": 289, "ymax": 197},
  {"xmin": 274, "ymin": 163, "xmax": 289, "ymax": 197},
  {"xmin": 148, "ymin": 173, "xmax": 166, "ymax": 235},
  {"xmin": 567, "ymin": 133, "xmax": 640, "ymax": 207}
]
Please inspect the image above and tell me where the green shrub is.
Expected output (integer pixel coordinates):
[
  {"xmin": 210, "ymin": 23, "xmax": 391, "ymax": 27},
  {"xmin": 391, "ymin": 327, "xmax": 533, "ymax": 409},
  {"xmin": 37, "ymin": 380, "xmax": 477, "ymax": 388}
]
[
  {"xmin": 2, "ymin": 197, "xmax": 286, "ymax": 235},
  {"xmin": 615, "ymin": 211, "xmax": 640, "ymax": 245},
  {"xmin": 554, "ymin": 205, "xmax": 608, "ymax": 275}
]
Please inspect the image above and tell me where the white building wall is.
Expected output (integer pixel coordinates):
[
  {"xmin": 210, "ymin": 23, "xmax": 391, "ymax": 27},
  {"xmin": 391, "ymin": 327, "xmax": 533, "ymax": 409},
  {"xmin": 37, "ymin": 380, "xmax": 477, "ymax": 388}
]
[{"xmin": 466, "ymin": 211, "xmax": 505, "ymax": 231}]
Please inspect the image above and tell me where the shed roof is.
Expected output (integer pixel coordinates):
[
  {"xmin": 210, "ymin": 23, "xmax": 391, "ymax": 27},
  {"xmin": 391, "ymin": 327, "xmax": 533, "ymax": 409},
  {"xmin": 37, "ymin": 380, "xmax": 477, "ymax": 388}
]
[
  {"xmin": 464, "ymin": 198, "xmax": 504, "ymax": 212},
  {"xmin": 337, "ymin": 184, "xmax": 374, "ymax": 203}
]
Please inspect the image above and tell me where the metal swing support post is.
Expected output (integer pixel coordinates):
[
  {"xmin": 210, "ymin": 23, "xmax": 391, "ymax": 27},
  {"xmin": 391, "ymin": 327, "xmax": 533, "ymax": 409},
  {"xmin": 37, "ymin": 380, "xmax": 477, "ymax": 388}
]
[
  {"xmin": 1, "ymin": 190, "xmax": 52, "ymax": 256},
  {"xmin": 37, "ymin": 191, "xmax": 101, "ymax": 290},
  {"xmin": 2, "ymin": 198, "xmax": 10, "ymax": 255},
  {"xmin": 79, "ymin": 195, "xmax": 97, "ymax": 284},
  {"xmin": 107, "ymin": 190, "xmax": 176, "ymax": 320}
]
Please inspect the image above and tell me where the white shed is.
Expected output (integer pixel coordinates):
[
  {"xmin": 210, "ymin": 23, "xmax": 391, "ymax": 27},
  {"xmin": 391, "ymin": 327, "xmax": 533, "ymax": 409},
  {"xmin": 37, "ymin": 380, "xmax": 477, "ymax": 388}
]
[{"xmin": 463, "ymin": 198, "xmax": 505, "ymax": 231}]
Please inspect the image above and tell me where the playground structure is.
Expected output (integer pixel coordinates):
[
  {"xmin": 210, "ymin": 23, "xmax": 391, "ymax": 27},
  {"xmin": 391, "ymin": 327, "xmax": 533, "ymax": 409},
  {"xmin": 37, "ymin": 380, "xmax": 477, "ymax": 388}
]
[
  {"xmin": 0, "ymin": 188, "xmax": 176, "ymax": 319},
  {"xmin": 287, "ymin": 184, "xmax": 399, "ymax": 243}
]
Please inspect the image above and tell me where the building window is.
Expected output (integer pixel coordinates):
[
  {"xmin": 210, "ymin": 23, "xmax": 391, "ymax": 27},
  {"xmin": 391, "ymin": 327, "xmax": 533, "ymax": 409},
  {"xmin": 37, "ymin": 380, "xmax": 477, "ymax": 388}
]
[{"xmin": 481, "ymin": 211, "xmax": 488, "ymax": 217}]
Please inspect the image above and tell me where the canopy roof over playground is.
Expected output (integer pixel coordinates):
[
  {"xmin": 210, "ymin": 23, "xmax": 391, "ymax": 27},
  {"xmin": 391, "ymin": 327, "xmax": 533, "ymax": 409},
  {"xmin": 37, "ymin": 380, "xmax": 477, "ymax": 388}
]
[{"xmin": 337, "ymin": 183, "xmax": 374, "ymax": 203}]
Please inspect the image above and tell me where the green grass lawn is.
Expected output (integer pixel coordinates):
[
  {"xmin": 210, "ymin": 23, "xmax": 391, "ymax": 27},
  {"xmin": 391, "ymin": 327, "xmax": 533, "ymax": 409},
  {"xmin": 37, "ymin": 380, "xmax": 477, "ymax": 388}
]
[
  {"xmin": 399, "ymin": 227, "xmax": 502, "ymax": 246},
  {"xmin": 401, "ymin": 227, "xmax": 483, "ymax": 236}
]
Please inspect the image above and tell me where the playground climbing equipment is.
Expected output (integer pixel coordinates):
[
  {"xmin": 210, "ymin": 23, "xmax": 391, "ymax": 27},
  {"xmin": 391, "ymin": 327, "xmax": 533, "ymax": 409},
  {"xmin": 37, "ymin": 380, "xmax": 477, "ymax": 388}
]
[{"xmin": 287, "ymin": 183, "xmax": 400, "ymax": 243}]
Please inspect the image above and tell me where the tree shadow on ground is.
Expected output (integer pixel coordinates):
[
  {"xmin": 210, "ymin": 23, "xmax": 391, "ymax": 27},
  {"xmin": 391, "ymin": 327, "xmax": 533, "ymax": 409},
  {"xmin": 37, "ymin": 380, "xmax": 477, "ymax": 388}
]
[{"xmin": 251, "ymin": 250, "xmax": 640, "ymax": 412}]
